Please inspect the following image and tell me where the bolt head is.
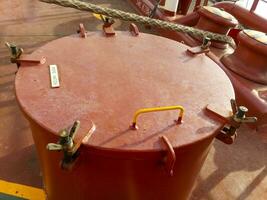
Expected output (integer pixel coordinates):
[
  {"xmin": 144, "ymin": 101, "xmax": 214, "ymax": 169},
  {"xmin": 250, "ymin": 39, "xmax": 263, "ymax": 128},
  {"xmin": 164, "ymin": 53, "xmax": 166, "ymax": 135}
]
[
  {"xmin": 59, "ymin": 129, "xmax": 69, "ymax": 137},
  {"xmin": 238, "ymin": 106, "xmax": 248, "ymax": 113}
]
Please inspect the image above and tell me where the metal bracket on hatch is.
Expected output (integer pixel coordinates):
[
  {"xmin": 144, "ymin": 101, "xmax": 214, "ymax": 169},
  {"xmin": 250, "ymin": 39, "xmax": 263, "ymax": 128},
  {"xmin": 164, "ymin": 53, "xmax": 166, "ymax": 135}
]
[
  {"xmin": 77, "ymin": 23, "xmax": 87, "ymax": 38},
  {"xmin": 46, "ymin": 120, "xmax": 96, "ymax": 170},
  {"xmin": 160, "ymin": 135, "xmax": 176, "ymax": 176},
  {"xmin": 129, "ymin": 23, "xmax": 139, "ymax": 36},
  {"xmin": 5, "ymin": 42, "xmax": 46, "ymax": 67},
  {"xmin": 100, "ymin": 15, "xmax": 116, "ymax": 37},
  {"xmin": 187, "ymin": 37, "xmax": 211, "ymax": 55},
  {"xmin": 206, "ymin": 99, "xmax": 257, "ymax": 144}
]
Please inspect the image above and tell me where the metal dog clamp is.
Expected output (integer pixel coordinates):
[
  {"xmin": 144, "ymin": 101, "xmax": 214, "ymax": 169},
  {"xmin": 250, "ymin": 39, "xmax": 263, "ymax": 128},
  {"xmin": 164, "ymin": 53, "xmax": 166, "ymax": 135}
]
[{"xmin": 47, "ymin": 120, "xmax": 96, "ymax": 170}]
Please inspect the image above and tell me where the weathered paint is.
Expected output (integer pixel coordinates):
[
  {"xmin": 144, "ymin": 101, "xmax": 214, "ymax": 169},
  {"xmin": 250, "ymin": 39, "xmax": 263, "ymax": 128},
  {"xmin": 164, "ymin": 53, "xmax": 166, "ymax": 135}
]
[{"xmin": 0, "ymin": 180, "xmax": 45, "ymax": 200}]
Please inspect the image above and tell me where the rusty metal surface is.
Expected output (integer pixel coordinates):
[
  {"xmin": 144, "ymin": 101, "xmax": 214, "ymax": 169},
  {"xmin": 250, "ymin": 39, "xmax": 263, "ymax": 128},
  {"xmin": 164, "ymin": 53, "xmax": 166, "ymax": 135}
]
[{"xmin": 15, "ymin": 31, "xmax": 234, "ymax": 151}]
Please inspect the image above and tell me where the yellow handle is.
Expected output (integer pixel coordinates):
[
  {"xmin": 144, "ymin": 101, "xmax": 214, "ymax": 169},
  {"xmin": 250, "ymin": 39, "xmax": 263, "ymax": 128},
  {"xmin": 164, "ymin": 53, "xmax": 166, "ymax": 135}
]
[{"xmin": 130, "ymin": 105, "xmax": 185, "ymax": 130}]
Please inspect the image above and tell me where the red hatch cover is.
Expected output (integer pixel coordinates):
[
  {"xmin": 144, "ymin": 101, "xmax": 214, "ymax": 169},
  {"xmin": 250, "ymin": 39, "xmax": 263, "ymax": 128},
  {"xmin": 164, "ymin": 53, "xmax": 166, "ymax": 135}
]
[{"xmin": 15, "ymin": 31, "xmax": 234, "ymax": 151}]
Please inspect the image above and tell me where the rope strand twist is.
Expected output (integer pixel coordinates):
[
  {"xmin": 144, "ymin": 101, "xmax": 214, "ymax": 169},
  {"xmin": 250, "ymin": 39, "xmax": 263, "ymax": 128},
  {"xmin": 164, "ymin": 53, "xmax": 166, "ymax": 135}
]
[{"xmin": 39, "ymin": 0, "xmax": 235, "ymax": 46}]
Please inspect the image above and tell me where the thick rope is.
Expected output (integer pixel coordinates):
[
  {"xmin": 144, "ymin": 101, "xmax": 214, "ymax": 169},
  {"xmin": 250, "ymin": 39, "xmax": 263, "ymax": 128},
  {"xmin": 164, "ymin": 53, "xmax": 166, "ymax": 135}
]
[{"xmin": 40, "ymin": 0, "xmax": 235, "ymax": 46}]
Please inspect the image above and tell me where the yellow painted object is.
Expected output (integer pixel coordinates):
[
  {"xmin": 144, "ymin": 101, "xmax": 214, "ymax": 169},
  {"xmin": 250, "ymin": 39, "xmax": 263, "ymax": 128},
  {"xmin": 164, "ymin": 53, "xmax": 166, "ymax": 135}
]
[
  {"xmin": 93, "ymin": 13, "xmax": 107, "ymax": 21},
  {"xmin": 132, "ymin": 105, "xmax": 185, "ymax": 127},
  {"xmin": 0, "ymin": 180, "xmax": 45, "ymax": 200}
]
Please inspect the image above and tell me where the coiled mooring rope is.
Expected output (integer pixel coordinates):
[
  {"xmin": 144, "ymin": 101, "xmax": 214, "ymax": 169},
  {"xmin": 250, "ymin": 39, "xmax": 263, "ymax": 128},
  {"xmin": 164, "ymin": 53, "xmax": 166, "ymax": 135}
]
[{"xmin": 39, "ymin": 0, "xmax": 235, "ymax": 46}]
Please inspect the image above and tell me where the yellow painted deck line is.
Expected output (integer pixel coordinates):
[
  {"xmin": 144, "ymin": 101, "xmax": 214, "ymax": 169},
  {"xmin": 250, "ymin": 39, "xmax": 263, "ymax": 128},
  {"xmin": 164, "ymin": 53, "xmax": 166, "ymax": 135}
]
[{"xmin": 0, "ymin": 180, "xmax": 45, "ymax": 199}]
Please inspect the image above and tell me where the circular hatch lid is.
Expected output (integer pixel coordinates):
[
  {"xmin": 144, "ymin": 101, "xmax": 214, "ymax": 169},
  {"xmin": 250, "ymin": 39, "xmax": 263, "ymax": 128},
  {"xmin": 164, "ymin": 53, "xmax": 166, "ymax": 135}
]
[
  {"xmin": 243, "ymin": 29, "xmax": 267, "ymax": 45},
  {"xmin": 15, "ymin": 31, "xmax": 234, "ymax": 151},
  {"xmin": 202, "ymin": 6, "xmax": 238, "ymax": 23}
]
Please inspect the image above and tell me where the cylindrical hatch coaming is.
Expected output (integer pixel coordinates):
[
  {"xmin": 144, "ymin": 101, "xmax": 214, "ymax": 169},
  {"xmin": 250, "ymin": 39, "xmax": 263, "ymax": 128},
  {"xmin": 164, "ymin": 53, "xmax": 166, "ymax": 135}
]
[{"xmin": 30, "ymin": 121, "xmax": 214, "ymax": 200}]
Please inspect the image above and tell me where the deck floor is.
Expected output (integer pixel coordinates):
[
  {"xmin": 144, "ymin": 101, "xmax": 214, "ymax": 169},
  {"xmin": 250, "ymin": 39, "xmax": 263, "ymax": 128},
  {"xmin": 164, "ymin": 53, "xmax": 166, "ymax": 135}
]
[{"xmin": 0, "ymin": 0, "xmax": 266, "ymax": 199}]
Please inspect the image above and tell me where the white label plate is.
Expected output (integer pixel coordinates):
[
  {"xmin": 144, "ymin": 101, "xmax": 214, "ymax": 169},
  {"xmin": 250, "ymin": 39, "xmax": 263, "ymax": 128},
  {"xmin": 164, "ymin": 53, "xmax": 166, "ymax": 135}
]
[{"xmin": 49, "ymin": 64, "xmax": 60, "ymax": 88}]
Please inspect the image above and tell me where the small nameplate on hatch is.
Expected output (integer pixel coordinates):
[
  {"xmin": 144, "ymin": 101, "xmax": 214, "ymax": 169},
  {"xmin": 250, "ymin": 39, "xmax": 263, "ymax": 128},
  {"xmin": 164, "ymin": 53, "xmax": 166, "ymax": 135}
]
[{"xmin": 49, "ymin": 64, "xmax": 60, "ymax": 88}]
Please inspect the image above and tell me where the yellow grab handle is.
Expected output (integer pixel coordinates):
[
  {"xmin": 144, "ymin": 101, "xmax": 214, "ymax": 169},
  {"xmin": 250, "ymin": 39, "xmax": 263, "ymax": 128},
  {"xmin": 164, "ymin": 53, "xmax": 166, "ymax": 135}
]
[{"xmin": 130, "ymin": 105, "xmax": 184, "ymax": 130}]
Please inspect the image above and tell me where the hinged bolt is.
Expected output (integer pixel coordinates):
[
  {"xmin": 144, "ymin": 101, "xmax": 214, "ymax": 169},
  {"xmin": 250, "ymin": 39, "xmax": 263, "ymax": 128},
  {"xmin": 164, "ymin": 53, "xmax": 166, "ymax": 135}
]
[
  {"xmin": 201, "ymin": 37, "xmax": 211, "ymax": 49},
  {"xmin": 46, "ymin": 120, "xmax": 81, "ymax": 170},
  {"xmin": 220, "ymin": 99, "xmax": 257, "ymax": 138},
  {"xmin": 5, "ymin": 42, "xmax": 24, "ymax": 65},
  {"xmin": 233, "ymin": 105, "xmax": 257, "ymax": 124},
  {"xmin": 236, "ymin": 106, "xmax": 248, "ymax": 119},
  {"xmin": 47, "ymin": 121, "xmax": 80, "ymax": 153},
  {"xmin": 212, "ymin": 99, "xmax": 257, "ymax": 144},
  {"xmin": 100, "ymin": 15, "xmax": 115, "ymax": 27}
]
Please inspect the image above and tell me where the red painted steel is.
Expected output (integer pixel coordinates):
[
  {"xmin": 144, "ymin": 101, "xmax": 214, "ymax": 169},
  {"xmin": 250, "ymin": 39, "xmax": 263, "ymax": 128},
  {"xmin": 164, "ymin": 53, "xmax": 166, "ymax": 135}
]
[
  {"xmin": 129, "ymin": 23, "xmax": 140, "ymax": 36},
  {"xmin": 220, "ymin": 30, "xmax": 267, "ymax": 131},
  {"xmin": 196, "ymin": 7, "xmax": 237, "ymax": 35},
  {"xmin": 128, "ymin": 0, "xmax": 267, "ymax": 50},
  {"xmin": 215, "ymin": 2, "xmax": 267, "ymax": 33},
  {"xmin": 126, "ymin": 0, "xmax": 267, "ymax": 133},
  {"xmin": 16, "ymin": 54, "xmax": 46, "ymax": 65},
  {"xmin": 78, "ymin": 23, "xmax": 87, "ymax": 38},
  {"xmin": 15, "ymin": 31, "xmax": 234, "ymax": 200},
  {"xmin": 207, "ymin": 52, "xmax": 266, "ymax": 135},
  {"xmin": 221, "ymin": 30, "xmax": 267, "ymax": 85},
  {"xmin": 194, "ymin": 7, "xmax": 238, "ymax": 49}
]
